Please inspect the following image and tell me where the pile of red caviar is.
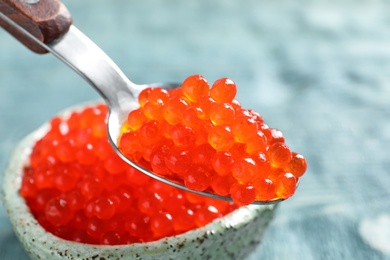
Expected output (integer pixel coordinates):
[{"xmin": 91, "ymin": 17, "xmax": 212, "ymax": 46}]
[
  {"xmin": 20, "ymin": 104, "xmax": 238, "ymax": 245},
  {"xmin": 119, "ymin": 75, "xmax": 307, "ymax": 205}
]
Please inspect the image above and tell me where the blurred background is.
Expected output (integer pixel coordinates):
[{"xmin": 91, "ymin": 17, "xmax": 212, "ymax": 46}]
[{"xmin": 1, "ymin": 0, "xmax": 390, "ymax": 259}]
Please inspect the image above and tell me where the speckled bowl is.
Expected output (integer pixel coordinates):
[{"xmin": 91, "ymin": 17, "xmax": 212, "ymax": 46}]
[{"xmin": 2, "ymin": 104, "xmax": 277, "ymax": 260}]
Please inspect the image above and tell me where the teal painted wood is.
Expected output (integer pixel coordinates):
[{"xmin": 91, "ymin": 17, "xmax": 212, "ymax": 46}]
[{"xmin": 1, "ymin": 0, "xmax": 390, "ymax": 259}]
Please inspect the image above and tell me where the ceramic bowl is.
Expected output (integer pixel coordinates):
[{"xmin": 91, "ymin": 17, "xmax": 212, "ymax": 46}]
[{"xmin": 2, "ymin": 104, "xmax": 277, "ymax": 260}]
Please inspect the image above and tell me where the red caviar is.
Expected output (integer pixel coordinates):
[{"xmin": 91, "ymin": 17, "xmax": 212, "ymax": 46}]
[
  {"xmin": 118, "ymin": 75, "xmax": 307, "ymax": 206},
  {"xmin": 21, "ymin": 104, "xmax": 238, "ymax": 245}
]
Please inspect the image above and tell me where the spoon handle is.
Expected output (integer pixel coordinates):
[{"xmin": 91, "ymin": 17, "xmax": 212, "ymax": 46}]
[{"xmin": 0, "ymin": 0, "xmax": 72, "ymax": 53}]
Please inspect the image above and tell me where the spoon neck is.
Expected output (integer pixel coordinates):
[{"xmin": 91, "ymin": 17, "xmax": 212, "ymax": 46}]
[{"xmin": 46, "ymin": 26, "xmax": 139, "ymax": 108}]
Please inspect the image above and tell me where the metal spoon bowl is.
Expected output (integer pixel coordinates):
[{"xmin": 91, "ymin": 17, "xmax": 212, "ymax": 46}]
[{"xmin": 0, "ymin": 0, "xmax": 282, "ymax": 205}]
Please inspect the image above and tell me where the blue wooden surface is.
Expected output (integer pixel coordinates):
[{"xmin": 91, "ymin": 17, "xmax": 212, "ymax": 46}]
[{"xmin": 1, "ymin": 0, "xmax": 390, "ymax": 259}]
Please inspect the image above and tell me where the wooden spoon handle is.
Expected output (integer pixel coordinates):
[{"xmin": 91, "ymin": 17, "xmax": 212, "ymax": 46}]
[{"xmin": 0, "ymin": 0, "xmax": 72, "ymax": 54}]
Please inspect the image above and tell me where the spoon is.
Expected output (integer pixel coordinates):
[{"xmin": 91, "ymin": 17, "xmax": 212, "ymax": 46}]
[{"xmin": 0, "ymin": 0, "xmax": 281, "ymax": 205}]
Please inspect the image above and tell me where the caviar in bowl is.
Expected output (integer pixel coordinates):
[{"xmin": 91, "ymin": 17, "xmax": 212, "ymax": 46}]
[{"xmin": 2, "ymin": 102, "xmax": 277, "ymax": 260}]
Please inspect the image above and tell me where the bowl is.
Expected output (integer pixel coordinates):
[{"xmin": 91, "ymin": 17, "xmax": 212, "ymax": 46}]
[{"xmin": 2, "ymin": 103, "xmax": 277, "ymax": 260}]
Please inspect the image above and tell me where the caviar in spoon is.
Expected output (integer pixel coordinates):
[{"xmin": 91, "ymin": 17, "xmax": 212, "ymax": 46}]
[{"xmin": 118, "ymin": 75, "xmax": 307, "ymax": 206}]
